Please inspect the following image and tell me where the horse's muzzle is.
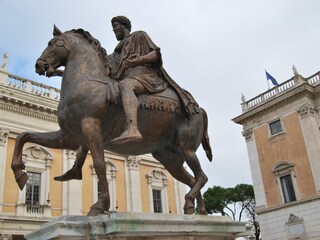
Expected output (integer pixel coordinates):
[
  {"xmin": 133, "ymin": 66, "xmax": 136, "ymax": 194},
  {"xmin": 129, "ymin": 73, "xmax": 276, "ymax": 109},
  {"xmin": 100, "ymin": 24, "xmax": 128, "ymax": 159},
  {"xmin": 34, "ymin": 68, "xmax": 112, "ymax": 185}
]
[{"xmin": 35, "ymin": 59, "xmax": 54, "ymax": 77}]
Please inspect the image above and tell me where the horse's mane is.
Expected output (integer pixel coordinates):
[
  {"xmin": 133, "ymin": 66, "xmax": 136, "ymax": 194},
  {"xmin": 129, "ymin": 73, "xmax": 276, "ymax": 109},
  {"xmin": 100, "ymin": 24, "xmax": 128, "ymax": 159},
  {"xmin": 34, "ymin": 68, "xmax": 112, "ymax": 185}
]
[{"xmin": 67, "ymin": 29, "xmax": 109, "ymax": 69}]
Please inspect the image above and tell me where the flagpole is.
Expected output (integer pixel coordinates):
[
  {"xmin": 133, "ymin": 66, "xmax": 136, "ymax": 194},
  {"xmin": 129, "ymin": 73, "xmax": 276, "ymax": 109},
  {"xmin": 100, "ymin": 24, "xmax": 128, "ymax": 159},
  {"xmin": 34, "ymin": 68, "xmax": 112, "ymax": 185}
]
[{"xmin": 265, "ymin": 69, "xmax": 270, "ymax": 89}]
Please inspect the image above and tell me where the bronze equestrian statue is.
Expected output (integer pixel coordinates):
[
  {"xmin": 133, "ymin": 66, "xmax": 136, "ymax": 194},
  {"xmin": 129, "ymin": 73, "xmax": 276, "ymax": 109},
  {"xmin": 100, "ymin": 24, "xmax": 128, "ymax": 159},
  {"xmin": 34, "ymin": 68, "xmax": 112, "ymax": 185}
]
[{"xmin": 11, "ymin": 16, "xmax": 212, "ymax": 216}]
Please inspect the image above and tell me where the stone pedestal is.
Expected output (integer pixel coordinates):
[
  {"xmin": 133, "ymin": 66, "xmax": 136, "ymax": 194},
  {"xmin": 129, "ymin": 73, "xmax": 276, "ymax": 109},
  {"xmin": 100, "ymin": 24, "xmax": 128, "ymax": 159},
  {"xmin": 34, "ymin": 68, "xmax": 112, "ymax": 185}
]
[{"xmin": 25, "ymin": 212, "xmax": 249, "ymax": 240}]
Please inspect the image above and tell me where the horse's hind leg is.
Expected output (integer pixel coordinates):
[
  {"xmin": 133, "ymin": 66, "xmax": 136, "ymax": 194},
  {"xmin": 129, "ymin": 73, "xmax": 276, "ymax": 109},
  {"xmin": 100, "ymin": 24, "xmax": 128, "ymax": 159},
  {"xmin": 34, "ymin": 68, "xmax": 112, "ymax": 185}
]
[
  {"xmin": 152, "ymin": 151, "xmax": 207, "ymax": 215},
  {"xmin": 181, "ymin": 150, "xmax": 208, "ymax": 214},
  {"xmin": 11, "ymin": 130, "xmax": 77, "ymax": 190},
  {"xmin": 81, "ymin": 118, "xmax": 110, "ymax": 216}
]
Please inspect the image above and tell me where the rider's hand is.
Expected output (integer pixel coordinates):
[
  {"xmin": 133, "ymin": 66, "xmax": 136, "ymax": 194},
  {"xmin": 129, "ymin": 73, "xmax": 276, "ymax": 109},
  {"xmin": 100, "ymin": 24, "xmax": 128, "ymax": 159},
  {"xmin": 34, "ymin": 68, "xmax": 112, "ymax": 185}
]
[{"xmin": 125, "ymin": 54, "xmax": 143, "ymax": 68}]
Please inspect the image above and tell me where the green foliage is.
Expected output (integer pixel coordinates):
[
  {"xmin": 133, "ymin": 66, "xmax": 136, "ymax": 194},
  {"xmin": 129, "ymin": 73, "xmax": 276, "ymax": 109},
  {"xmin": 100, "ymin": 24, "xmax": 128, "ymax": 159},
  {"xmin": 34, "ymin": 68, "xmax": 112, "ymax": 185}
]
[{"xmin": 203, "ymin": 184, "xmax": 254, "ymax": 221}]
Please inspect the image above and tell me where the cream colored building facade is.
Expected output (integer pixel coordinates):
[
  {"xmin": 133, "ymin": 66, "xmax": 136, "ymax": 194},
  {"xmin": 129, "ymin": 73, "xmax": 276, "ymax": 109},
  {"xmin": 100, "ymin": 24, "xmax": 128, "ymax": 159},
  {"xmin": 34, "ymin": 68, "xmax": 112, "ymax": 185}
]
[
  {"xmin": 0, "ymin": 63, "xmax": 185, "ymax": 239},
  {"xmin": 233, "ymin": 70, "xmax": 320, "ymax": 239}
]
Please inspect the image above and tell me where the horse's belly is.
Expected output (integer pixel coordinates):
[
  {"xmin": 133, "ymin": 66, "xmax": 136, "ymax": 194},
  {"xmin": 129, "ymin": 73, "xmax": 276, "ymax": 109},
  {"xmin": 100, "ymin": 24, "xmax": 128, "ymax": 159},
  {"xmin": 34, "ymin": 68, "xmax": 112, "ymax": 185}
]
[{"xmin": 104, "ymin": 109, "xmax": 180, "ymax": 155}]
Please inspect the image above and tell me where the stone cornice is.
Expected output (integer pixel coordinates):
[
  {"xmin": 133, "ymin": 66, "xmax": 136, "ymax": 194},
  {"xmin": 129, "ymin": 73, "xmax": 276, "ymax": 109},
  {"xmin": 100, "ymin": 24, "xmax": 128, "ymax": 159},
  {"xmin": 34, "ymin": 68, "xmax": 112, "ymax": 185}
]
[
  {"xmin": 257, "ymin": 195, "xmax": 320, "ymax": 215},
  {"xmin": 0, "ymin": 101, "xmax": 57, "ymax": 122}
]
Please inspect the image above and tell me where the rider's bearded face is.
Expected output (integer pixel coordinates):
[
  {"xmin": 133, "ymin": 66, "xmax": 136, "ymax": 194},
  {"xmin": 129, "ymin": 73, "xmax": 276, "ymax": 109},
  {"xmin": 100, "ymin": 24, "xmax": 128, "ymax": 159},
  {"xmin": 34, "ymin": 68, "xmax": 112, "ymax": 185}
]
[{"xmin": 112, "ymin": 21, "xmax": 126, "ymax": 41}]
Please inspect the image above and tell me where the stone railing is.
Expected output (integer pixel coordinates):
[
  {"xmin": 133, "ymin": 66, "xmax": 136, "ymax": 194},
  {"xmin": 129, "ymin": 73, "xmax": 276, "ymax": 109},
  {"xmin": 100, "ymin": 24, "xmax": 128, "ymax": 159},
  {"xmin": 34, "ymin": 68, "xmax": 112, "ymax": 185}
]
[
  {"xmin": 241, "ymin": 72, "xmax": 320, "ymax": 112},
  {"xmin": 16, "ymin": 203, "xmax": 51, "ymax": 217},
  {"xmin": 26, "ymin": 204, "xmax": 45, "ymax": 215},
  {"xmin": 0, "ymin": 69, "xmax": 60, "ymax": 101}
]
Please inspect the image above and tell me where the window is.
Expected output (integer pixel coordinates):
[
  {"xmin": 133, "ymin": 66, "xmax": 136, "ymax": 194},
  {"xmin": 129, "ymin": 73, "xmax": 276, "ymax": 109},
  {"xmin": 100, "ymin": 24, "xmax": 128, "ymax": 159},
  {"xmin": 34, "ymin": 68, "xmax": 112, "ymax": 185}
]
[
  {"xmin": 272, "ymin": 161, "xmax": 299, "ymax": 204},
  {"xmin": 280, "ymin": 174, "xmax": 296, "ymax": 203},
  {"xmin": 269, "ymin": 119, "xmax": 283, "ymax": 135},
  {"xmin": 26, "ymin": 172, "xmax": 41, "ymax": 205},
  {"xmin": 152, "ymin": 189, "xmax": 162, "ymax": 213}
]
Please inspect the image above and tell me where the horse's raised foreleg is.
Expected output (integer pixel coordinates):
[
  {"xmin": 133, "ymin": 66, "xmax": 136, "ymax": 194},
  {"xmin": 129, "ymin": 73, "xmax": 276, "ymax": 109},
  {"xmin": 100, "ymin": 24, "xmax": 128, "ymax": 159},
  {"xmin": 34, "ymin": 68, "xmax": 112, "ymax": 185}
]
[
  {"xmin": 11, "ymin": 130, "xmax": 77, "ymax": 190},
  {"xmin": 81, "ymin": 118, "xmax": 110, "ymax": 216}
]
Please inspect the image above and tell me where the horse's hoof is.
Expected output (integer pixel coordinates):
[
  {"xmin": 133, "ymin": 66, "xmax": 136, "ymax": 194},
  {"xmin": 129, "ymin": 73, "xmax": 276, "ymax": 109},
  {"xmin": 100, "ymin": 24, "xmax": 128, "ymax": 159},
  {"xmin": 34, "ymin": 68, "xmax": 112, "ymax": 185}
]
[
  {"xmin": 87, "ymin": 206, "xmax": 105, "ymax": 216},
  {"xmin": 198, "ymin": 208, "xmax": 207, "ymax": 215},
  {"xmin": 16, "ymin": 171, "xmax": 29, "ymax": 190},
  {"xmin": 54, "ymin": 168, "xmax": 82, "ymax": 181}
]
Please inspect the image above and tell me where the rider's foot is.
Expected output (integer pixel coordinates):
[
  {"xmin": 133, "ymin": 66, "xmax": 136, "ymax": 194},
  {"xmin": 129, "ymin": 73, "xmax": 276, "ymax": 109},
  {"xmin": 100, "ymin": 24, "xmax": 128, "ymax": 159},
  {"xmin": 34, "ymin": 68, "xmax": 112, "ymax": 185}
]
[
  {"xmin": 111, "ymin": 128, "xmax": 142, "ymax": 145},
  {"xmin": 54, "ymin": 167, "xmax": 82, "ymax": 181}
]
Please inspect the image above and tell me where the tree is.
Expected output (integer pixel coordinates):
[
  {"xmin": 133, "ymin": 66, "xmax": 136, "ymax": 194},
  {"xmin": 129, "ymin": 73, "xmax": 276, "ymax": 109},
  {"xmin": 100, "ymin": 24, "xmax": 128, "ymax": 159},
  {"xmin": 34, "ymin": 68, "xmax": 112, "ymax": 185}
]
[
  {"xmin": 245, "ymin": 198, "xmax": 260, "ymax": 240},
  {"xmin": 203, "ymin": 184, "xmax": 260, "ymax": 239}
]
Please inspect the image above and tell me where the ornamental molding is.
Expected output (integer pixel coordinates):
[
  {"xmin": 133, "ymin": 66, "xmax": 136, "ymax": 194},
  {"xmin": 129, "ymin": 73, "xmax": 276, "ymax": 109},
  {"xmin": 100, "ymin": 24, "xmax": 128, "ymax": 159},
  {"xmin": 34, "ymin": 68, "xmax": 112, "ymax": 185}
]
[
  {"xmin": 0, "ymin": 234, "xmax": 12, "ymax": 240},
  {"xmin": 242, "ymin": 128, "xmax": 253, "ymax": 141},
  {"xmin": 146, "ymin": 169, "xmax": 168, "ymax": 186},
  {"xmin": 297, "ymin": 103, "xmax": 317, "ymax": 118},
  {"xmin": 0, "ymin": 129, "xmax": 9, "ymax": 145},
  {"xmin": 127, "ymin": 156, "xmax": 141, "ymax": 170},
  {"xmin": 272, "ymin": 161, "xmax": 295, "ymax": 176},
  {"xmin": 65, "ymin": 149, "xmax": 77, "ymax": 160},
  {"xmin": 0, "ymin": 102, "xmax": 57, "ymax": 122},
  {"xmin": 286, "ymin": 214, "xmax": 303, "ymax": 224},
  {"xmin": 90, "ymin": 160, "xmax": 118, "ymax": 178}
]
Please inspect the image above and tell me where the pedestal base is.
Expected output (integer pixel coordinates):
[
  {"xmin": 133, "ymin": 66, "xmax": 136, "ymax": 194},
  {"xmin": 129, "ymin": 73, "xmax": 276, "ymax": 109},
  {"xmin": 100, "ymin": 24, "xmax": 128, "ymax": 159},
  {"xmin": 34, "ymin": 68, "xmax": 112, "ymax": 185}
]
[{"xmin": 25, "ymin": 212, "xmax": 249, "ymax": 240}]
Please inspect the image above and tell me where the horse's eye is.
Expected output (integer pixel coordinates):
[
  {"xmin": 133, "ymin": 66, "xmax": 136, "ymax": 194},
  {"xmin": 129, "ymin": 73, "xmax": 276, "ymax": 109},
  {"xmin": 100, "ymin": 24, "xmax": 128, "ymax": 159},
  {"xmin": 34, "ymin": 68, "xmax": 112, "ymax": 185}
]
[{"xmin": 56, "ymin": 40, "xmax": 64, "ymax": 47}]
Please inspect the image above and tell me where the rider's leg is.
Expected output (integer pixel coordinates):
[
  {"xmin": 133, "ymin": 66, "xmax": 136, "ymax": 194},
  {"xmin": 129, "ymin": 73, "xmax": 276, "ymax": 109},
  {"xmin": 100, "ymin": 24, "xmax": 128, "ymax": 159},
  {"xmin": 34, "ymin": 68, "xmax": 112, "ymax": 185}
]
[
  {"xmin": 54, "ymin": 145, "xmax": 88, "ymax": 181},
  {"xmin": 111, "ymin": 78, "xmax": 145, "ymax": 144}
]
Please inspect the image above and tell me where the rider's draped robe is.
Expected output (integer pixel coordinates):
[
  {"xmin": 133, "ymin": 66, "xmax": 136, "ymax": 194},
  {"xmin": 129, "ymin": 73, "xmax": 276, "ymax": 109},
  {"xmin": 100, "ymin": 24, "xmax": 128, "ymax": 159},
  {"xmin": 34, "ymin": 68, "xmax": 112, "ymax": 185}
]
[{"xmin": 108, "ymin": 31, "xmax": 200, "ymax": 117}]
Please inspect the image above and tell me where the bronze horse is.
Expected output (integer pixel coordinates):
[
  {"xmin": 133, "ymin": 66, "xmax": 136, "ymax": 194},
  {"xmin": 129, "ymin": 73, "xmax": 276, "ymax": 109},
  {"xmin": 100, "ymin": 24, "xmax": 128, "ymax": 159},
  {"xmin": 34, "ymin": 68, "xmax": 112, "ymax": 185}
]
[{"xmin": 11, "ymin": 25, "xmax": 212, "ymax": 216}]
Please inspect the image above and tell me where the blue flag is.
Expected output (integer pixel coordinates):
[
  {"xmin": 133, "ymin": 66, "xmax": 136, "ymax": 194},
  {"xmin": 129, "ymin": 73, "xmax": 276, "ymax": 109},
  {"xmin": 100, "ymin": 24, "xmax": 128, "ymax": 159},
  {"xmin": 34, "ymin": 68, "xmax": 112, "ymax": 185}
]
[{"xmin": 265, "ymin": 71, "xmax": 279, "ymax": 86}]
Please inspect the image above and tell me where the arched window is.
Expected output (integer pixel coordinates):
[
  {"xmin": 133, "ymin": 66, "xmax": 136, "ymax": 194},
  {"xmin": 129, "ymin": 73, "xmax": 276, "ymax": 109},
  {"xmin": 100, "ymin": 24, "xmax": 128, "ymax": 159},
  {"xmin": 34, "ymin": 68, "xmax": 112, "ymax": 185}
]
[
  {"xmin": 272, "ymin": 161, "xmax": 299, "ymax": 204},
  {"xmin": 16, "ymin": 145, "xmax": 53, "ymax": 217},
  {"xmin": 146, "ymin": 169, "xmax": 168, "ymax": 213}
]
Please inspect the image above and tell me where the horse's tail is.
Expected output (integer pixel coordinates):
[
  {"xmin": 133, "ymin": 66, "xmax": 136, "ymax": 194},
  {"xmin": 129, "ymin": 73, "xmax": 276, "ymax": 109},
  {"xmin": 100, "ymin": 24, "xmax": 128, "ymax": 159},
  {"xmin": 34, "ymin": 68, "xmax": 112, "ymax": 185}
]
[{"xmin": 201, "ymin": 108, "xmax": 213, "ymax": 162}]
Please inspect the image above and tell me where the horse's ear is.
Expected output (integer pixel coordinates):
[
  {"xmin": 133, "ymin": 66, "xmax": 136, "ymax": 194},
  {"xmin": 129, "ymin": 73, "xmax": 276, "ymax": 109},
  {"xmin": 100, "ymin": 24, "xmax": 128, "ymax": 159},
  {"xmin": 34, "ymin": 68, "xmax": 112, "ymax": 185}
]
[{"xmin": 53, "ymin": 24, "xmax": 62, "ymax": 36}]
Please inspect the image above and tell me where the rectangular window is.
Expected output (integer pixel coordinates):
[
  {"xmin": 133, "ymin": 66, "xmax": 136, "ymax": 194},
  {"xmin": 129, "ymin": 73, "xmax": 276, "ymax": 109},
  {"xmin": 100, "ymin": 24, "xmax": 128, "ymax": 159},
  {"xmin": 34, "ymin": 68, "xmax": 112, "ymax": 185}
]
[
  {"xmin": 280, "ymin": 174, "xmax": 296, "ymax": 203},
  {"xmin": 269, "ymin": 119, "xmax": 283, "ymax": 135},
  {"xmin": 152, "ymin": 189, "xmax": 162, "ymax": 213},
  {"xmin": 26, "ymin": 172, "xmax": 41, "ymax": 205}
]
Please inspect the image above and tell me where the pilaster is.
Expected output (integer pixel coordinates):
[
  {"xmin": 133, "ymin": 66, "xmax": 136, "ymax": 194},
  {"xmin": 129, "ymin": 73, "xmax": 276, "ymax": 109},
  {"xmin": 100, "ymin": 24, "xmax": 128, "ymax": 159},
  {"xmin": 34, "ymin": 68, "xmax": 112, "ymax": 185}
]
[
  {"xmin": 298, "ymin": 103, "xmax": 320, "ymax": 193},
  {"xmin": 125, "ymin": 156, "xmax": 142, "ymax": 212},
  {"xmin": 62, "ymin": 150, "xmax": 83, "ymax": 215},
  {"xmin": 0, "ymin": 129, "xmax": 9, "ymax": 212},
  {"xmin": 242, "ymin": 128, "xmax": 267, "ymax": 209},
  {"xmin": 173, "ymin": 179, "xmax": 185, "ymax": 214}
]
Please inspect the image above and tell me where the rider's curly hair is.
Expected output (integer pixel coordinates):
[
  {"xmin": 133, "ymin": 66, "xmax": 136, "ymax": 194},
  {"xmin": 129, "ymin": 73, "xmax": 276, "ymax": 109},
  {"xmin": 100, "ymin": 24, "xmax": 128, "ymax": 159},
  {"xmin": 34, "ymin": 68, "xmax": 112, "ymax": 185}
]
[{"xmin": 111, "ymin": 16, "xmax": 132, "ymax": 32}]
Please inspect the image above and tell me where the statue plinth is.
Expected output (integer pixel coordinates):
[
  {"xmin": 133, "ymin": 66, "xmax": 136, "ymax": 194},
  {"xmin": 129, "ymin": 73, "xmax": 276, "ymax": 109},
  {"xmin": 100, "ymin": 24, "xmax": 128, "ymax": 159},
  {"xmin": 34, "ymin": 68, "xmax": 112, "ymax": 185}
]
[{"xmin": 25, "ymin": 212, "xmax": 249, "ymax": 240}]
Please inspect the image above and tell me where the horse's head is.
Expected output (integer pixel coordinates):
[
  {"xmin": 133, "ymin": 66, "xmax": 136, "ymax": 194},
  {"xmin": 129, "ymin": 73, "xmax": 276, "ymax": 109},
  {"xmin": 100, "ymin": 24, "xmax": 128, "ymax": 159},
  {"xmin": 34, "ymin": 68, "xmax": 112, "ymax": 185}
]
[{"xmin": 35, "ymin": 25, "xmax": 70, "ymax": 77}]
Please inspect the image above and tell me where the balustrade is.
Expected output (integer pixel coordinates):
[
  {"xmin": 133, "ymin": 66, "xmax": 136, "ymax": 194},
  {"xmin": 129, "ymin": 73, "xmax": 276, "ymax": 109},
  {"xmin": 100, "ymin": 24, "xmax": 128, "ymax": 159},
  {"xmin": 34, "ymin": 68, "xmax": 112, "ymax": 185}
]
[
  {"xmin": 4, "ymin": 72, "xmax": 60, "ymax": 101},
  {"xmin": 242, "ymin": 72, "xmax": 320, "ymax": 112}
]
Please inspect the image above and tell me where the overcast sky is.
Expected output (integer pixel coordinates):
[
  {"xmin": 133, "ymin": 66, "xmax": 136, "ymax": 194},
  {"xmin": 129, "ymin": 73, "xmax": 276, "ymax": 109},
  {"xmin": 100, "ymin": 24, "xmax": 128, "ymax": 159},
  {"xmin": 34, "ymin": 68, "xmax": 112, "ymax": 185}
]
[{"xmin": 1, "ymin": 0, "xmax": 320, "ymax": 191}]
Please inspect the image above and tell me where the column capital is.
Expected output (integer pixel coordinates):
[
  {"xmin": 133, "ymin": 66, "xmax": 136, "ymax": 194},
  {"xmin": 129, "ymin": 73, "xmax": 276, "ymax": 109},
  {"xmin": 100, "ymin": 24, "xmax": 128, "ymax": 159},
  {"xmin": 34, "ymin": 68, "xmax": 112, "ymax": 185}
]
[
  {"xmin": 298, "ymin": 103, "xmax": 317, "ymax": 118},
  {"xmin": 126, "ymin": 156, "xmax": 141, "ymax": 170},
  {"xmin": 242, "ymin": 128, "xmax": 253, "ymax": 141},
  {"xmin": 65, "ymin": 149, "xmax": 77, "ymax": 160},
  {"xmin": 0, "ymin": 129, "xmax": 9, "ymax": 146}
]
